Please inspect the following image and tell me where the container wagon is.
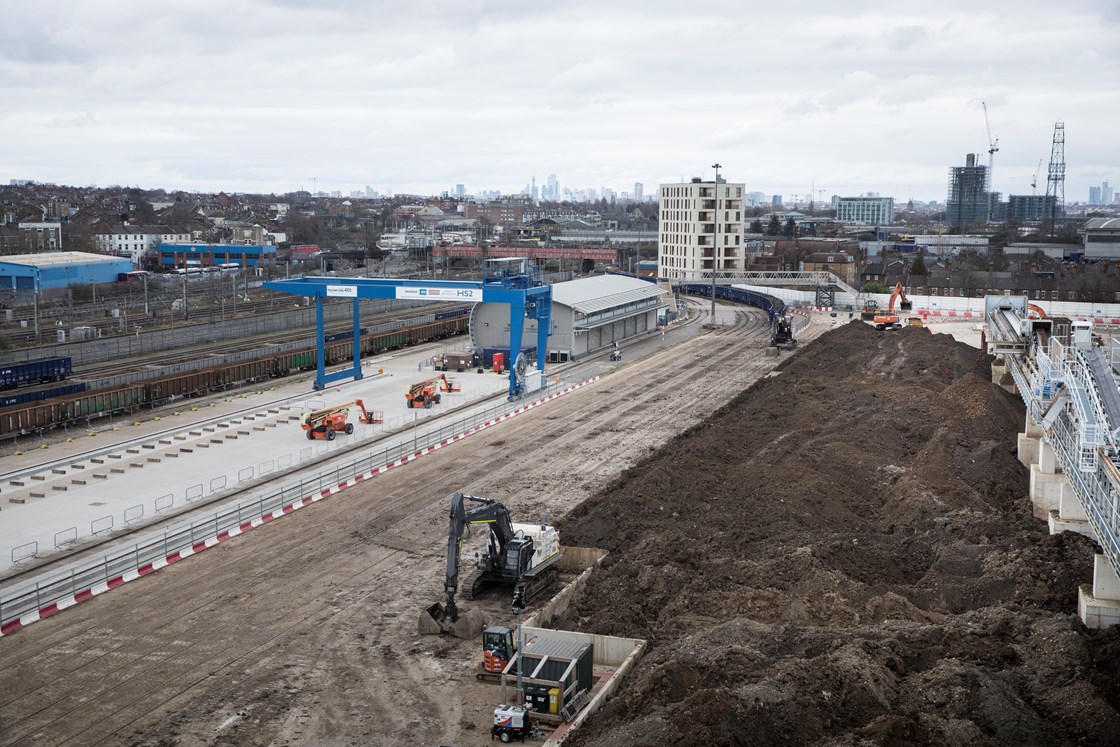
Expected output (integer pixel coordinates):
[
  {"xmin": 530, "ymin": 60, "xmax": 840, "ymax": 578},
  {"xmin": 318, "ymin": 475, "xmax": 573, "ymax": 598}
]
[
  {"xmin": 0, "ymin": 314, "xmax": 470, "ymax": 438},
  {"xmin": 0, "ymin": 382, "xmax": 87, "ymax": 409}
]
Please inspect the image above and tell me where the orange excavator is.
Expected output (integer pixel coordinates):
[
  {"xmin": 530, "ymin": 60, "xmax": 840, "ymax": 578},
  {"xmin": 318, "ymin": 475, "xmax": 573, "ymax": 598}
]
[
  {"xmin": 874, "ymin": 282, "xmax": 913, "ymax": 331},
  {"xmin": 300, "ymin": 400, "xmax": 381, "ymax": 440},
  {"xmin": 405, "ymin": 373, "xmax": 460, "ymax": 409}
]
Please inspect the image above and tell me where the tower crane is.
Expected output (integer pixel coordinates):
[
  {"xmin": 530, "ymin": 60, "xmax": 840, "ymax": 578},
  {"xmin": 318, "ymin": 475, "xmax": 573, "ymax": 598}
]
[
  {"xmin": 1032, "ymin": 159, "xmax": 1043, "ymax": 196},
  {"xmin": 982, "ymin": 101, "xmax": 999, "ymax": 220}
]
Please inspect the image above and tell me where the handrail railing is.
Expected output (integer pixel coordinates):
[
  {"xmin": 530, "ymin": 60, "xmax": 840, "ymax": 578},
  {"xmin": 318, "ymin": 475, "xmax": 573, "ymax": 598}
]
[{"xmin": 0, "ymin": 371, "xmax": 599, "ymax": 632}]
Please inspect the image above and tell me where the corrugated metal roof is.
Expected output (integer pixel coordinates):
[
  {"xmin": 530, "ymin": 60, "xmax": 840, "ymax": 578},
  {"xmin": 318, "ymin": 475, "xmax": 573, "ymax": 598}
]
[
  {"xmin": 522, "ymin": 632, "xmax": 591, "ymax": 661},
  {"xmin": 0, "ymin": 252, "xmax": 121, "ymax": 268},
  {"xmin": 551, "ymin": 275, "xmax": 663, "ymax": 315}
]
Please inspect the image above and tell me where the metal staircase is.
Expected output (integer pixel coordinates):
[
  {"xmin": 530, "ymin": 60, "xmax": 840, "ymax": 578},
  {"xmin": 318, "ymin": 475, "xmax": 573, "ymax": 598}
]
[{"xmin": 989, "ymin": 302, "xmax": 1120, "ymax": 582}]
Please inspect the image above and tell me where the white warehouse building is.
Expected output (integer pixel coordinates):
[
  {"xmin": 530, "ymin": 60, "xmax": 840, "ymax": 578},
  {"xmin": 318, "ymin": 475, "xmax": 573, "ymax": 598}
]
[{"xmin": 470, "ymin": 275, "xmax": 666, "ymax": 363}]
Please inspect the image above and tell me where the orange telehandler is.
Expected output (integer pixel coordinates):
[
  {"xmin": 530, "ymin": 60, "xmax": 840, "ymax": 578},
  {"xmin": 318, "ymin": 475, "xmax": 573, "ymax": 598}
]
[
  {"xmin": 300, "ymin": 400, "xmax": 381, "ymax": 440},
  {"xmin": 873, "ymin": 282, "xmax": 913, "ymax": 331}
]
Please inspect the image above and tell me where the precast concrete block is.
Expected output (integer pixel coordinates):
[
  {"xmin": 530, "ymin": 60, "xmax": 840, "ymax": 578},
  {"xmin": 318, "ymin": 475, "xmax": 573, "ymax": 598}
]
[
  {"xmin": 1018, "ymin": 433, "xmax": 1040, "ymax": 467},
  {"xmin": 1024, "ymin": 412, "xmax": 1043, "ymax": 439},
  {"xmin": 1048, "ymin": 484, "xmax": 1093, "ymax": 535},
  {"xmin": 1059, "ymin": 483, "xmax": 1089, "ymax": 521},
  {"xmin": 1038, "ymin": 440, "xmax": 1059, "ymax": 474},
  {"xmin": 1078, "ymin": 585, "xmax": 1120, "ymax": 629},
  {"xmin": 1093, "ymin": 554, "xmax": 1120, "ymax": 601},
  {"xmin": 1029, "ymin": 467, "xmax": 1063, "ymax": 519}
]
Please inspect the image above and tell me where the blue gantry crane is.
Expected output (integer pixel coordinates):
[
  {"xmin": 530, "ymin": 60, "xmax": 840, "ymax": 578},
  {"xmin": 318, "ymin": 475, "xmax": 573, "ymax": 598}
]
[{"xmin": 263, "ymin": 269, "xmax": 552, "ymax": 398}]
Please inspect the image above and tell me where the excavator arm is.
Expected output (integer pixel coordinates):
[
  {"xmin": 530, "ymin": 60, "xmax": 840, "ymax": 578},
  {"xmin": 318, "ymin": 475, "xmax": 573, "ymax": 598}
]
[
  {"xmin": 442, "ymin": 492, "xmax": 516, "ymax": 622},
  {"xmin": 887, "ymin": 282, "xmax": 913, "ymax": 314}
]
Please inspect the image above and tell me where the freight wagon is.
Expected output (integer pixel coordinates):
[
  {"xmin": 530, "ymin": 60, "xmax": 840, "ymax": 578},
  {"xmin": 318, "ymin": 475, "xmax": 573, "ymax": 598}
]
[
  {"xmin": 675, "ymin": 284, "xmax": 784, "ymax": 321},
  {"xmin": 0, "ymin": 382, "xmax": 88, "ymax": 409},
  {"xmin": 0, "ymin": 314, "xmax": 469, "ymax": 438},
  {"xmin": 0, "ymin": 357, "xmax": 73, "ymax": 389}
]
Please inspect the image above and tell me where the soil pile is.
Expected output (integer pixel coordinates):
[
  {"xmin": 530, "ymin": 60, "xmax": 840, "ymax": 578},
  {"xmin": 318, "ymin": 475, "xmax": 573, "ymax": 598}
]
[{"xmin": 560, "ymin": 323, "xmax": 1120, "ymax": 746}]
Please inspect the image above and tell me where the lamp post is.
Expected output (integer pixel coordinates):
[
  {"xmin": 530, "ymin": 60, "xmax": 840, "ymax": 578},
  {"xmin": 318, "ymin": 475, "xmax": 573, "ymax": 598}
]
[{"xmin": 711, "ymin": 163, "xmax": 721, "ymax": 321}]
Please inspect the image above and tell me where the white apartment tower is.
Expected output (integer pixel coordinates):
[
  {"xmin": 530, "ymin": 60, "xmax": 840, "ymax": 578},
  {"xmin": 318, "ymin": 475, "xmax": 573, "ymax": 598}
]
[{"xmin": 658, "ymin": 178, "xmax": 746, "ymax": 280}]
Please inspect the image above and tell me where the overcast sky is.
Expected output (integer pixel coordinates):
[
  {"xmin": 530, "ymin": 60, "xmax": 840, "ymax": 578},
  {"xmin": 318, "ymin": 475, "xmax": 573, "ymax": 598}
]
[{"xmin": 2, "ymin": 1, "xmax": 1117, "ymax": 203}]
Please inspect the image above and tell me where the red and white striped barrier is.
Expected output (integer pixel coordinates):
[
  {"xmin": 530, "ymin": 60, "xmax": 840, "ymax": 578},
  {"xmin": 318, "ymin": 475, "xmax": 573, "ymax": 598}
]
[
  {"xmin": 0, "ymin": 377, "xmax": 600, "ymax": 638},
  {"xmin": 922, "ymin": 310, "xmax": 981, "ymax": 318}
]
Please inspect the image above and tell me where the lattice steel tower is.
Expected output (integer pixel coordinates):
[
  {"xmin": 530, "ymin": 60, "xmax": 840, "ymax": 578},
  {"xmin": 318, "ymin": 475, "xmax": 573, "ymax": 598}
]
[{"xmin": 1044, "ymin": 121, "xmax": 1065, "ymax": 236}]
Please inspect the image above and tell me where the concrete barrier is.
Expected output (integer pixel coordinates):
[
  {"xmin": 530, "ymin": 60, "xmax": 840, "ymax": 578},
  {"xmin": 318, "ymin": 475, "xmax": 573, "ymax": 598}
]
[
  {"xmin": 527, "ymin": 547, "xmax": 608, "ymax": 631},
  {"xmin": 535, "ymin": 625, "xmax": 647, "ymax": 747}
]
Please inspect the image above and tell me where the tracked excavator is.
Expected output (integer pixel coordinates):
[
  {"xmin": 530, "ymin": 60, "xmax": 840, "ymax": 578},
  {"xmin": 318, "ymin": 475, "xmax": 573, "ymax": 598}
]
[
  {"xmin": 299, "ymin": 400, "xmax": 381, "ymax": 440},
  {"xmin": 874, "ymin": 282, "xmax": 912, "ymax": 331},
  {"xmin": 419, "ymin": 492, "xmax": 562, "ymax": 638},
  {"xmin": 770, "ymin": 314, "xmax": 796, "ymax": 347}
]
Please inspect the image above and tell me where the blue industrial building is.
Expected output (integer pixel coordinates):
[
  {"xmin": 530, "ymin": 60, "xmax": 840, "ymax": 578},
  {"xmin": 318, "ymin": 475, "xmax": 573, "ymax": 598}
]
[
  {"xmin": 156, "ymin": 243, "xmax": 277, "ymax": 269},
  {"xmin": 0, "ymin": 252, "xmax": 132, "ymax": 292}
]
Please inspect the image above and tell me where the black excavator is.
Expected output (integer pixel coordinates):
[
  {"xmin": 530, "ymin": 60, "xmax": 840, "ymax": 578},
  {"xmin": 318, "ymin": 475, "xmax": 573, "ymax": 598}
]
[
  {"xmin": 770, "ymin": 314, "xmax": 796, "ymax": 348},
  {"xmin": 419, "ymin": 492, "xmax": 562, "ymax": 638}
]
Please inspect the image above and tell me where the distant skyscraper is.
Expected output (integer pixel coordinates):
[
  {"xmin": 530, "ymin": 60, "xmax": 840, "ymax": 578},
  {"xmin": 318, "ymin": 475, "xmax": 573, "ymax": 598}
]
[
  {"xmin": 947, "ymin": 153, "xmax": 989, "ymax": 227},
  {"xmin": 455, "ymin": 184, "xmax": 465, "ymax": 198},
  {"xmin": 1091, "ymin": 186, "xmax": 1102, "ymax": 205},
  {"xmin": 634, "ymin": 182, "xmax": 644, "ymax": 202},
  {"xmin": 547, "ymin": 174, "xmax": 558, "ymax": 201},
  {"xmin": 1103, "ymin": 180, "xmax": 1114, "ymax": 205},
  {"xmin": 771, "ymin": 195, "xmax": 782, "ymax": 206}
]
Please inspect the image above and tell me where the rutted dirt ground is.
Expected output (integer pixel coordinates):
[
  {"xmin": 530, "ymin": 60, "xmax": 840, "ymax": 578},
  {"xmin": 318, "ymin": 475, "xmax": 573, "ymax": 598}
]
[
  {"xmin": 558, "ymin": 322, "xmax": 1120, "ymax": 746},
  {"xmin": 4, "ymin": 317, "xmax": 1120, "ymax": 747}
]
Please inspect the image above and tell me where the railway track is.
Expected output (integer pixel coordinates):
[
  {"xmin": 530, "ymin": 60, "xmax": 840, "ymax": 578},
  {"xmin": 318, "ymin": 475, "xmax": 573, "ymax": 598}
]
[
  {"xmin": 72, "ymin": 305, "xmax": 467, "ymax": 381},
  {"xmin": 0, "ymin": 302, "xmax": 784, "ymax": 746}
]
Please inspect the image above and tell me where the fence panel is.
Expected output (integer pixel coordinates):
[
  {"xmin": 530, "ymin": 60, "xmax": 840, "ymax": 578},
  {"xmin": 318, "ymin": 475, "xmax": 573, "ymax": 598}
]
[
  {"xmin": 11, "ymin": 541, "xmax": 38, "ymax": 564},
  {"xmin": 54, "ymin": 528, "xmax": 78, "ymax": 549}
]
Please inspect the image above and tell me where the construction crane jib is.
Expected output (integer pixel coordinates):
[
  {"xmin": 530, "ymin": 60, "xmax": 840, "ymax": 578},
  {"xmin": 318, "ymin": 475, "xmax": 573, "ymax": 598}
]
[{"xmin": 982, "ymin": 101, "xmax": 999, "ymax": 220}]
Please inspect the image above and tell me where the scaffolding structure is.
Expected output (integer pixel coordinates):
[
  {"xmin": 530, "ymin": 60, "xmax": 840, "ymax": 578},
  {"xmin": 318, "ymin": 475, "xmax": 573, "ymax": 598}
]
[{"xmin": 946, "ymin": 153, "xmax": 990, "ymax": 227}]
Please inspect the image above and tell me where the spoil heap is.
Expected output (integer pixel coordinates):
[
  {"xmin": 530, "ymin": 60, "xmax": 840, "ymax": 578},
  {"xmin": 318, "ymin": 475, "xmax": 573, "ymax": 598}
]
[{"xmin": 560, "ymin": 322, "xmax": 1120, "ymax": 746}]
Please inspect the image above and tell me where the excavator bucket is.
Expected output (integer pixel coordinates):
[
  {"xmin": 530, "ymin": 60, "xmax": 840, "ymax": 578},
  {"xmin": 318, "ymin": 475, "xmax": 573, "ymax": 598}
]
[{"xmin": 418, "ymin": 602, "xmax": 486, "ymax": 638}]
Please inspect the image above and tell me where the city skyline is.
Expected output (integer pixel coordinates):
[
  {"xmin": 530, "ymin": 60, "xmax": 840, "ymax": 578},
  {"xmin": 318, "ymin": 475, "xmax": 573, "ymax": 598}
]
[{"xmin": 2, "ymin": 1, "xmax": 1117, "ymax": 203}]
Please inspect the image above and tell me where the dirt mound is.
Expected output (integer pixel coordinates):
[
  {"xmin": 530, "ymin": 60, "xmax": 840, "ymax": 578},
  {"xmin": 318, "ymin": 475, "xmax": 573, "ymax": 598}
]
[{"xmin": 559, "ymin": 323, "xmax": 1120, "ymax": 746}]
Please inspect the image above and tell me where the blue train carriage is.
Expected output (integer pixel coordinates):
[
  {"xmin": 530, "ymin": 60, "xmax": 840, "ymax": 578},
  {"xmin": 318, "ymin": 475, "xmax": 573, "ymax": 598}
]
[
  {"xmin": 675, "ymin": 284, "xmax": 784, "ymax": 321},
  {"xmin": 0, "ymin": 381, "xmax": 87, "ymax": 409},
  {"xmin": 0, "ymin": 356, "xmax": 73, "ymax": 389}
]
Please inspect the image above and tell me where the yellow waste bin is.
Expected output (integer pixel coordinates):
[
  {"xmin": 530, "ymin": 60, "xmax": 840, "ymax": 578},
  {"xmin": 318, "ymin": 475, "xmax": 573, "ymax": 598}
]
[{"xmin": 549, "ymin": 688, "xmax": 560, "ymax": 714}]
